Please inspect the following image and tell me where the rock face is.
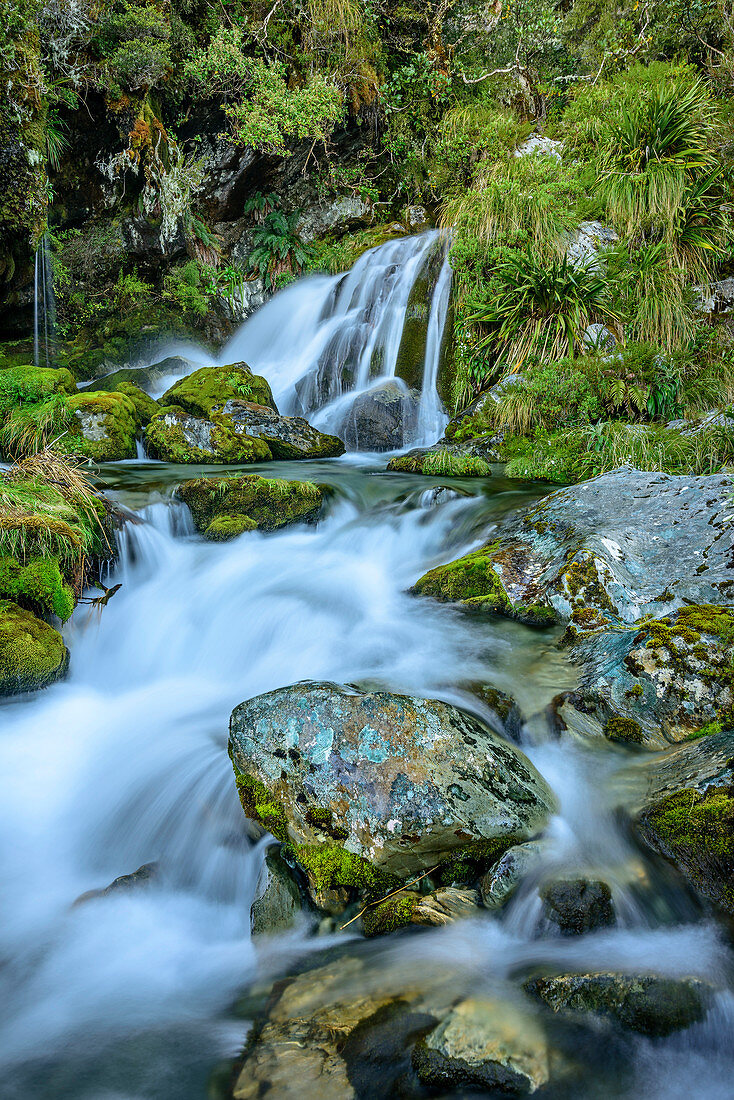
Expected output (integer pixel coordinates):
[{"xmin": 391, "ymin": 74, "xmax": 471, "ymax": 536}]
[
  {"xmin": 525, "ymin": 973, "xmax": 709, "ymax": 1037},
  {"xmin": 634, "ymin": 728, "xmax": 734, "ymax": 916},
  {"xmin": 176, "ymin": 474, "xmax": 324, "ymax": 539},
  {"xmin": 341, "ymin": 381, "xmax": 419, "ymax": 451},
  {"xmin": 539, "ymin": 878, "xmax": 616, "ymax": 935},
  {"xmin": 218, "ymin": 401, "xmax": 344, "ymax": 460},
  {"xmin": 414, "ymin": 997, "xmax": 550, "ymax": 1093},
  {"xmin": 229, "ymin": 681, "xmax": 556, "ymax": 886},
  {"xmin": 0, "ymin": 600, "xmax": 69, "ymax": 695}
]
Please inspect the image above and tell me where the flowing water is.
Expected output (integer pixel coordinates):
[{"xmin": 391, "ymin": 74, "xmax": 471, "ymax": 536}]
[
  {"xmin": 33, "ymin": 233, "xmax": 57, "ymax": 370},
  {"xmin": 6, "ymin": 237, "xmax": 734, "ymax": 1098},
  {"xmin": 139, "ymin": 232, "xmax": 451, "ymax": 449}
]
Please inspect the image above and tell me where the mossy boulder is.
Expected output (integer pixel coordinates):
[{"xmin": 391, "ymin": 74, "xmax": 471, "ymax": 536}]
[
  {"xmin": 229, "ymin": 681, "xmax": 556, "ymax": 908},
  {"xmin": 0, "ymin": 600, "xmax": 69, "ymax": 695},
  {"xmin": 0, "ymin": 555, "xmax": 75, "ymax": 621},
  {"xmin": 64, "ymin": 392, "xmax": 138, "ymax": 461},
  {"xmin": 637, "ymin": 781, "xmax": 734, "ymax": 916},
  {"xmin": 554, "ymin": 604, "xmax": 734, "ymax": 749},
  {"xmin": 144, "ymin": 406, "xmax": 273, "ymax": 464},
  {"xmin": 525, "ymin": 973, "xmax": 710, "ymax": 1037},
  {"xmin": 86, "ymin": 356, "xmax": 198, "ymax": 396},
  {"xmin": 176, "ymin": 474, "xmax": 324, "ymax": 538},
  {"xmin": 214, "ymin": 401, "xmax": 345, "ymax": 460},
  {"xmin": 86, "ymin": 378, "xmax": 159, "ymax": 428},
  {"xmin": 387, "ymin": 443, "xmax": 494, "ymax": 477},
  {"xmin": 160, "ymin": 363, "xmax": 276, "ymax": 417},
  {"xmin": 411, "ymin": 546, "xmax": 556, "ymax": 627},
  {"xmin": 0, "ymin": 364, "xmax": 78, "ymax": 413}
]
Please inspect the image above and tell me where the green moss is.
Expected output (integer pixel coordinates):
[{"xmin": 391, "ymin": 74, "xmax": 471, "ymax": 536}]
[
  {"xmin": 604, "ymin": 715, "xmax": 645, "ymax": 744},
  {"xmin": 437, "ymin": 835, "xmax": 520, "ymax": 886},
  {"xmin": 641, "ymin": 605, "xmax": 734, "ymax": 649},
  {"xmin": 0, "ymin": 365, "xmax": 77, "ymax": 415},
  {"xmin": 113, "ymin": 382, "xmax": 160, "ymax": 427},
  {"xmin": 0, "ymin": 555, "xmax": 74, "ymax": 621},
  {"xmin": 362, "ymin": 893, "xmax": 418, "ymax": 937},
  {"xmin": 564, "ymin": 554, "xmax": 615, "ymax": 613},
  {"xmin": 640, "ymin": 784, "xmax": 734, "ymax": 913},
  {"xmin": 63, "ymin": 392, "xmax": 138, "ymax": 461},
  {"xmin": 293, "ymin": 843, "xmax": 399, "ymax": 900},
  {"xmin": 304, "ymin": 806, "xmax": 348, "ymax": 840},
  {"xmin": 145, "ymin": 406, "xmax": 273, "ymax": 464},
  {"xmin": 160, "ymin": 364, "xmax": 276, "ymax": 417},
  {"xmin": 177, "ymin": 475, "xmax": 323, "ymax": 532},
  {"xmin": 204, "ymin": 514, "xmax": 258, "ymax": 541},
  {"xmin": 411, "ymin": 546, "xmax": 510, "ymax": 609},
  {"xmin": 234, "ymin": 771, "xmax": 289, "ymax": 843},
  {"xmin": 0, "ymin": 600, "xmax": 69, "ymax": 696}
]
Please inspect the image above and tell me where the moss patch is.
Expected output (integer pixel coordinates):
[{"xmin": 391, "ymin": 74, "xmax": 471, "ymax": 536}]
[
  {"xmin": 113, "ymin": 382, "xmax": 160, "ymax": 427},
  {"xmin": 604, "ymin": 715, "xmax": 645, "ymax": 744},
  {"xmin": 64, "ymin": 392, "xmax": 138, "ymax": 461},
  {"xmin": 0, "ymin": 600, "xmax": 69, "ymax": 695},
  {"xmin": 437, "ymin": 835, "xmax": 521, "ymax": 886},
  {"xmin": 177, "ymin": 474, "xmax": 323, "ymax": 535},
  {"xmin": 362, "ymin": 893, "xmax": 418, "ymax": 937},
  {"xmin": 234, "ymin": 771, "xmax": 289, "ymax": 843},
  {"xmin": 0, "ymin": 365, "xmax": 77, "ymax": 415},
  {"xmin": 0, "ymin": 555, "xmax": 74, "ymax": 621},
  {"xmin": 292, "ymin": 843, "xmax": 399, "ymax": 901},
  {"xmin": 160, "ymin": 364, "xmax": 276, "ymax": 417},
  {"xmin": 145, "ymin": 406, "xmax": 273, "ymax": 464},
  {"xmin": 638, "ymin": 784, "xmax": 734, "ymax": 915},
  {"xmin": 411, "ymin": 546, "xmax": 510, "ymax": 609}
]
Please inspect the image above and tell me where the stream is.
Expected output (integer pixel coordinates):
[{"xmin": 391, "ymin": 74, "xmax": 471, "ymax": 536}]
[{"xmin": 1, "ymin": 456, "xmax": 732, "ymax": 1098}]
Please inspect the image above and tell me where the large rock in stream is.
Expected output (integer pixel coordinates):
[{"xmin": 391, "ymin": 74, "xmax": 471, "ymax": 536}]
[
  {"xmin": 341, "ymin": 381, "xmax": 419, "ymax": 451},
  {"xmin": 412, "ymin": 468, "xmax": 734, "ymax": 746},
  {"xmin": 229, "ymin": 681, "xmax": 556, "ymax": 909},
  {"xmin": 175, "ymin": 474, "xmax": 324, "ymax": 539}
]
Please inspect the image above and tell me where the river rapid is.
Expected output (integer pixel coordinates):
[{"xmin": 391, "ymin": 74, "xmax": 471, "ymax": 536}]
[{"xmin": 1, "ymin": 455, "xmax": 732, "ymax": 1099}]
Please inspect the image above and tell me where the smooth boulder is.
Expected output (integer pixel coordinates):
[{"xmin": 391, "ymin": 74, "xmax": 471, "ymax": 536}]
[
  {"xmin": 341, "ymin": 381, "xmax": 419, "ymax": 452},
  {"xmin": 229, "ymin": 681, "xmax": 556, "ymax": 882}
]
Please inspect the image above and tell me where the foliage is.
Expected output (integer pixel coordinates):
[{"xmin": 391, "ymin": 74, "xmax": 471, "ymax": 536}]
[
  {"xmin": 249, "ymin": 211, "xmax": 311, "ymax": 287},
  {"xmin": 162, "ymin": 260, "xmax": 216, "ymax": 318},
  {"xmin": 467, "ymin": 251, "xmax": 620, "ymax": 371}
]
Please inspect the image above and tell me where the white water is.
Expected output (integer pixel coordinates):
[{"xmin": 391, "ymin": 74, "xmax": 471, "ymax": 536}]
[
  {"xmin": 33, "ymin": 234, "xmax": 56, "ymax": 370},
  {"xmin": 1, "ymin": 470, "xmax": 732, "ymax": 1098},
  {"xmin": 146, "ymin": 232, "xmax": 451, "ymax": 450}
]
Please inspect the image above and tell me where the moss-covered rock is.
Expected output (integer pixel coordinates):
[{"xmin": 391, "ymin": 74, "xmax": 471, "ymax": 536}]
[
  {"xmin": 64, "ymin": 392, "xmax": 138, "ymax": 461},
  {"xmin": 160, "ymin": 363, "xmax": 276, "ymax": 417},
  {"xmin": 525, "ymin": 973, "xmax": 710, "ymax": 1037},
  {"xmin": 176, "ymin": 474, "xmax": 323, "ymax": 537},
  {"xmin": 394, "ymin": 240, "xmax": 445, "ymax": 390},
  {"xmin": 215, "ymin": 401, "xmax": 345, "ymax": 460},
  {"xmin": 0, "ymin": 600, "xmax": 69, "ymax": 695},
  {"xmin": 410, "ymin": 545, "xmax": 556, "ymax": 627},
  {"xmin": 637, "ymin": 782, "xmax": 734, "ymax": 915},
  {"xmin": 145, "ymin": 405, "xmax": 273, "ymax": 464},
  {"xmin": 102, "ymin": 381, "xmax": 160, "ymax": 427},
  {"xmin": 0, "ymin": 555, "xmax": 75, "ymax": 621},
  {"xmin": 0, "ymin": 365, "xmax": 78, "ymax": 414},
  {"xmin": 387, "ymin": 444, "xmax": 494, "ymax": 477},
  {"xmin": 229, "ymin": 681, "xmax": 556, "ymax": 900},
  {"xmin": 362, "ymin": 892, "xmax": 419, "ymax": 936}
]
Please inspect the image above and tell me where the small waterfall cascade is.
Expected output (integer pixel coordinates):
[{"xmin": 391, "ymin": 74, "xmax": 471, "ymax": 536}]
[
  {"xmin": 33, "ymin": 234, "xmax": 57, "ymax": 369},
  {"xmin": 190, "ymin": 230, "xmax": 454, "ymax": 451}
]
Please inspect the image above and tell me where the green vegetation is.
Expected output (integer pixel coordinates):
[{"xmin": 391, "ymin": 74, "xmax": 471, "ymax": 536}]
[
  {"xmin": 176, "ymin": 474, "xmax": 323, "ymax": 535},
  {"xmin": 293, "ymin": 842, "xmax": 399, "ymax": 901},
  {"xmin": 0, "ymin": 599, "xmax": 69, "ymax": 696},
  {"xmin": 362, "ymin": 893, "xmax": 417, "ymax": 937}
]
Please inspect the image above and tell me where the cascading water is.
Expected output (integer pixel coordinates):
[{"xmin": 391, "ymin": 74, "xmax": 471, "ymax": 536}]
[
  {"xmin": 33, "ymin": 234, "xmax": 56, "ymax": 370},
  {"xmin": 145, "ymin": 232, "xmax": 452, "ymax": 450},
  {"xmin": 2, "ymin": 463, "xmax": 733, "ymax": 1099}
]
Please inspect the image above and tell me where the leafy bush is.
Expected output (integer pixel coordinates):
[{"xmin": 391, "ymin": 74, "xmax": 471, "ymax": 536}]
[
  {"xmin": 162, "ymin": 261, "xmax": 216, "ymax": 318},
  {"xmin": 468, "ymin": 251, "xmax": 620, "ymax": 370}
]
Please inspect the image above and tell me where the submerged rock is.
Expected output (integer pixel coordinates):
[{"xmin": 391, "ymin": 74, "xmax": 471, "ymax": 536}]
[
  {"xmin": 539, "ymin": 878, "xmax": 616, "ymax": 935},
  {"xmin": 75, "ymin": 862, "xmax": 158, "ymax": 905},
  {"xmin": 413, "ymin": 996, "xmax": 550, "ymax": 1093},
  {"xmin": 229, "ymin": 681, "xmax": 556, "ymax": 902},
  {"xmin": 0, "ymin": 600, "xmax": 69, "ymax": 695},
  {"xmin": 525, "ymin": 972, "xmax": 709, "ymax": 1037},
  {"xmin": 176, "ymin": 474, "xmax": 323, "ymax": 538},
  {"xmin": 362, "ymin": 886, "xmax": 481, "ymax": 937},
  {"xmin": 342, "ymin": 381, "xmax": 419, "ymax": 452}
]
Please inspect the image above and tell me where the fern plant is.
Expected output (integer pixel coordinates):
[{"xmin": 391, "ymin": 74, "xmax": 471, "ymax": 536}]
[{"xmin": 249, "ymin": 211, "xmax": 311, "ymax": 287}]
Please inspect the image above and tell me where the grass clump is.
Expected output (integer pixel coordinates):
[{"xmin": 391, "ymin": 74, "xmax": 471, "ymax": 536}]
[{"xmin": 419, "ymin": 451, "xmax": 492, "ymax": 477}]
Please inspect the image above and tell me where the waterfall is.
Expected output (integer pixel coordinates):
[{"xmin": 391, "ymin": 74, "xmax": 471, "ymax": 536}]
[
  {"xmin": 33, "ymin": 234, "xmax": 56, "ymax": 370},
  {"xmin": 148, "ymin": 231, "xmax": 453, "ymax": 451}
]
